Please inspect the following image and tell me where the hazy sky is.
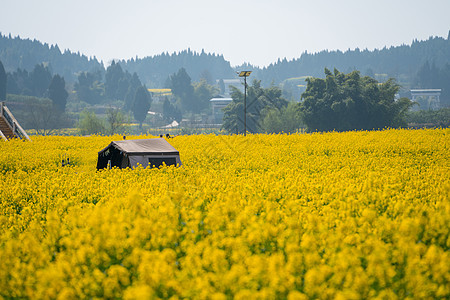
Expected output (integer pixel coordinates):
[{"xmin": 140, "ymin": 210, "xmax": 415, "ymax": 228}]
[{"xmin": 1, "ymin": 0, "xmax": 449, "ymax": 67}]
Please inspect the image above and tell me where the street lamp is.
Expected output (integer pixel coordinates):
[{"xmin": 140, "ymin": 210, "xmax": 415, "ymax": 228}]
[{"xmin": 237, "ymin": 71, "xmax": 252, "ymax": 135}]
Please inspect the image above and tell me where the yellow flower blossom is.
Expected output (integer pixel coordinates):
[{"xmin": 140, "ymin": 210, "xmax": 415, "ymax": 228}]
[{"xmin": 0, "ymin": 129, "xmax": 449, "ymax": 298}]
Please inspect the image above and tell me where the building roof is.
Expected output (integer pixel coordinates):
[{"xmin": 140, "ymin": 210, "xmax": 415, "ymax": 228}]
[
  {"xmin": 210, "ymin": 98, "xmax": 233, "ymax": 102},
  {"xmin": 99, "ymin": 138, "xmax": 179, "ymax": 155},
  {"xmin": 410, "ymin": 89, "xmax": 442, "ymax": 93}
]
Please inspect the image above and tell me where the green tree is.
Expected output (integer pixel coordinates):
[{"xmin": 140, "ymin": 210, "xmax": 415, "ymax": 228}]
[
  {"xmin": 300, "ymin": 68, "xmax": 414, "ymax": 132},
  {"xmin": 133, "ymin": 86, "xmax": 152, "ymax": 128},
  {"xmin": 20, "ymin": 96, "xmax": 70, "ymax": 135},
  {"xmin": 222, "ymin": 80, "xmax": 288, "ymax": 134},
  {"xmin": 106, "ymin": 107, "xmax": 125, "ymax": 135},
  {"xmin": 170, "ymin": 68, "xmax": 195, "ymax": 113},
  {"xmin": 48, "ymin": 74, "xmax": 68, "ymax": 112},
  {"xmin": 30, "ymin": 64, "xmax": 52, "ymax": 97},
  {"xmin": 77, "ymin": 110, "xmax": 105, "ymax": 135},
  {"xmin": 74, "ymin": 71, "xmax": 104, "ymax": 105},
  {"xmin": 193, "ymin": 79, "xmax": 219, "ymax": 112},
  {"xmin": 0, "ymin": 60, "xmax": 6, "ymax": 100},
  {"xmin": 261, "ymin": 102, "xmax": 303, "ymax": 133},
  {"xmin": 105, "ymin": 61, "xmax": 124, "ymax": 100},
  {"xmin": 124, "ymin": 72, "xmax": 142, "ymax": 111}
]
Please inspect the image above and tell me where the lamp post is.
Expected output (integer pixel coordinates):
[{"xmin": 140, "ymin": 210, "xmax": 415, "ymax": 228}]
[{"xmin": 237, "ymin": 71, "xmax": 252, "ymax": 135}]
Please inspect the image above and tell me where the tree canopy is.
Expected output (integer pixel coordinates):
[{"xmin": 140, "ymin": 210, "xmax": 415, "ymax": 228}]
[
  {"xmin": 170, "ymin": 68, "xmax": 195, "ymax": 112},
  {"xmin": 6, "ymin": 63, "xmax": 52, "ymax": 97},
  {"xmin": 133, "ymin": 86, "xmax": 152, "ymax": 127},
  {"xmin": 222, "ymin": 80, "xmax": 288, "ymax": 134},
  {"xmin": 299, "ymin": 68, "xmax": 414, "ymax": 132},
  {"xmin": 48, "ymin": 74, "xmax": 68, "ymax": 112},
  {"xmin": 74, "ymin": 71, "xmax": 104, "ymax": 105},
  {"xmin": 0, "ymin": 60, "xmax": 6, "ymax": 100}
]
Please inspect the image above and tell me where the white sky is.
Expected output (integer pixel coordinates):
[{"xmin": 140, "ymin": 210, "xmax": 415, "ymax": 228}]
[{"xmin": 1, "ymin": 0, "xmax": 449, "ymax": 67}]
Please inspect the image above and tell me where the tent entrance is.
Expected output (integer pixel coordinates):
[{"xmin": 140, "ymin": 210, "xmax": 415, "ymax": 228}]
[{"xmin": 148, "ymin": 157, "xmax": 177, "ymax": 168}]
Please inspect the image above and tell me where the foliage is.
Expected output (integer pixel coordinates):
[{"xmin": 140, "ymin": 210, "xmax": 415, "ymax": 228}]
[
  {"xmin": 6, "ymin": 94, "xmax": 71, "ymax": 135},
  {"xmin": 121, "ymin": 48, "xmax": 235, "ymax": 87},
  {"xmin": 30, "ymin": 64, "xmax": 53, "ymax": 97},
  {"xmin": 0, "ymin": 60, "xmax": 6, "ymax": 100},
  {"xmin": 6, "ymin": 63, "xmax": 52, "ymax": 97},
  {"xmin": 193, "ymin": 79, "xmax": 219, "ymax": 113},
  {"xmin": 222, "ymin": 80, "xmax": 288, "ymax": 134},
  {"xmin": 105, "ymin": 61, "xmax": 125, "ymax": 101},
  {"xmin": 169, "ymin": 69, "xmax": 219, "ymax": 115},
  {"xmin": 162, "ymin": 98, "xmax": 182, "ymax": 123},
  {"xmin": 406, "ymin": 107, "xmax": 450, "ymax": 127},
  {"xmin": 0, "ymin": 129, "xmax": 449, "ymax": 298},
  {"xmin": 415, "ymin": 62, "xmax": 450, "ymax": 107},
  {"xmin": 1, "ymin": 33, "xmax": 449, "ymax": 92},
  {"xmin": 74, "ymin": 71, "xmax": 105, "ymax": 105},
  {"xmin": 261, "ymin": 102, "xmax": 303, "ymax": 133},
  {"xmin": 106, "ymin": 107, "xmax": 126, "ymax": 135},
  {"xmin": 0, "ymin": 33, "xmax": 103, "ymax": 82},
  {"xmin": 255, "ymin": 34, "xmax": 450, "ymax": 86},
  {"xmin": 77, "ymin": 110, "xmax": 105, "ymax": 135},
  {"xmin": 300, "ymin": 69, "xmax": 414, "ymax": 132},
  {"xmin": 132, "ymin": 86, "xmax": 152, "ymax": 127},
  {"xmin": 48, "ymin": 74, "xmax": 68, "ymax": 113},
  {"xmin": 169, "ymin": 68, "xmax": 195, "ymax": 113},
  {"xmin": 103, "ymin": 61, "xmax": 143, "ymax": 111}
]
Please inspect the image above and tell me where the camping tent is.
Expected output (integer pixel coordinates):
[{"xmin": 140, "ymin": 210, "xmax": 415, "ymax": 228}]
[{"xmin": 97, "ymin": 138, "xmax": 182, "ymax": 170}]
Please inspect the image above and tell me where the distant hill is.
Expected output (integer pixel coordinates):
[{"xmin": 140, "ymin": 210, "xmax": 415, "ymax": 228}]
[
  {"xmin": 120, "ymin": 49, "xmax": 236, "ymax": 87},
  {"xmin": 251, "ymin": 32, "xmax": 450, "ymax": 87},
  {"xmin": 0, "ymin": 33, "xmax": 104, "ymax": 82},
  {"xmin": 1, "ymin": 31, "xmax": 449, "ymax": 95}
]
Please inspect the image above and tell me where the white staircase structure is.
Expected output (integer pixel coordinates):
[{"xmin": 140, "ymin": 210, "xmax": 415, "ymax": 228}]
[{"xmin": 0, "ymin": 101, "xmax": 30, "ymax": 141}]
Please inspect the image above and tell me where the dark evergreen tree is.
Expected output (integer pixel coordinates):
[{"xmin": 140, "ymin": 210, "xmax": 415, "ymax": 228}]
[
  {"xmin": 6, "ymin": 68, "xmax": 30, "ymax": 95},
  {"xmin": 105, "ymin": 61, "xmax": 124, "ymax": 100},
  {"xmin": 48, "ymin": 74, "xmax": 68, "ymax": 112},
  {"xmin": 74, "ymin": 71, "xmax": 104, "ymax": 105},
  {"xmin": 133, "ymin": 86, "xmax": 152, "ymax": 127},
  {"xmin": 170, "ymin": 68, "xmax": 195, "ymax": 112},
  {"xmin": 30, "ymin": 64, "xmax": 52, "ymax": 97},
  {"xmin": 0, "ymin": 60, "xmax": 6, "ymax": 100},
  {"xmin": 124, "ymin": 72, "xmax": 142, "ymax": 111}
]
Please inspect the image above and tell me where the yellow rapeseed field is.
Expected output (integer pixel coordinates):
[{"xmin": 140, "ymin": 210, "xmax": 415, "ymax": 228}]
[{"xmin": 0, "ymin": 129, "xmax": 449, "ymax": 299}]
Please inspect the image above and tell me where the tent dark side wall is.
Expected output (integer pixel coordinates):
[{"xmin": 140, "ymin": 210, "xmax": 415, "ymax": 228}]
[{"xmin": 97, "ymin": 138, "xmax": 182, "ymax": 170}]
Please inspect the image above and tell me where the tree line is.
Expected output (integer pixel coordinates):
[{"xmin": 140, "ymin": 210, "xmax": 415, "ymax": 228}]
[
  {"xmin": 0, "ymin": 33, "xmax": 103, "ymax": 82},
  {"xmin": 2, "ymin": 57, "xmax": 447, "ymax": 135},
  {"xmin": 222, "ymin": 68, "xmax": 414, "ymax": 134},
  {"xmin": 2, "ymin": 56, "xmax": 221, "ymax": 134},
  {"xmin": 1, "ymin": 32, "xmax": 449, "ymax": 102},
  {"xmin": 1, "ymin": 31, "xmax": 449, "ymax": 135}
]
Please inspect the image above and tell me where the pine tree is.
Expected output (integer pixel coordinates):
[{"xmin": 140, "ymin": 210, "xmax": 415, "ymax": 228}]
[
  {"xmin": 170, "ymin": 68, "xmax": 195, "ymax": 112},
  {"xmin": 133, "ymin": 86, "xmax": 152, "ymax": 128},
  {"xmin": 30, "ymin": 64, "xmax": 52, "ymax": 97},
  {"xmin": 48, "ymin": 75, "xmax": 68, "ymax": 112}
]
